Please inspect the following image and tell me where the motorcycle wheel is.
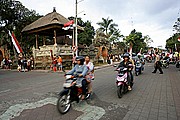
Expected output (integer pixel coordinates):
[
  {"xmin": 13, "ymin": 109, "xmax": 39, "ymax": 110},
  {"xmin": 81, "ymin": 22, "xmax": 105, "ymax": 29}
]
[
  {"xmin": 117, "ymin": 85, "xmax": 123, "ymax": 98},
  {"xmin": 176, "ymin": 64, "xmax": 179, "ymax": 68},
  {"xmin": 136, "ymin": 71, "xmax": 139, "ymax": 76},
  {"xmin": 57, "ymin": 94, "xmax": 71, "ymax": 114}
]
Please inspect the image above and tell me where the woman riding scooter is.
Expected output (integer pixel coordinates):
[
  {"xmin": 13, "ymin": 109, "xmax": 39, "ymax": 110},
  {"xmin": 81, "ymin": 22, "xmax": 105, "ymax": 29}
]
[
  {"xmin": 66, "ymin": 56, "xmax": 88, "ymax": 100},
  {"xmin": 117, "ymin": 53, "xmax": 133, "ymax": 90}
]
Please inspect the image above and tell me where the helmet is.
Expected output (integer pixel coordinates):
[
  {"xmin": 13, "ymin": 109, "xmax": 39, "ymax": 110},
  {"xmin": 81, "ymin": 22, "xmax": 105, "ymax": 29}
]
[
  {"xmin": 76, "ymin": 56, "xmax": 85, "ymax": 65},
  {"xmin": 123, "ymin": 53, "xmax": 130, "ymax": 59}
]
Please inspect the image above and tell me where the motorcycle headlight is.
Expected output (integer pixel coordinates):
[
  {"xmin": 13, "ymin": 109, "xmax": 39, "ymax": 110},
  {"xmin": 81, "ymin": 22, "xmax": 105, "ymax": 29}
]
[{"xmin": 66, "ymin": 75, "xmax": 72, "ymax": 79}]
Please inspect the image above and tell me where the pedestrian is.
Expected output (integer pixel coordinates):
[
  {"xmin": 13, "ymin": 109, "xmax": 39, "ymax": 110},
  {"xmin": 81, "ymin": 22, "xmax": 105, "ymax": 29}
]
[
  {"xmin": 17, "ymin": 57, "xmax": 21, "ymax": 72},
  {"xmin": 84, "ymin": 56, "xmax": 94, "ymax": 96},
  {"xmin": 110, "ymin": 54, "xmax": 114, "ymax": 64},
  {"xmin": 27, "ymin": 58, "xmax": 31, "ymax": 71},
  {"xmin": 72, "ymin": 54, "xmax": 77, "ymax": 67},
  {"xmin": 4, "ymin": 58, "xmax": 8, "ymax": 69},
  {"xmin": 30, "ymin": 57, "xmax": 34, "ymax": 70},
  {"xmin": 107, "ymin": 55, "xmax": 111, "ymax": 64},
  {"xmin": 152, "ymin": 52, "xmax": 163, "ymax": 74},
  {"xmin": 8, "ymin": 58, "xmax": 12, "ymax": 70},
  {"xmin": 52, "ymin": 56, "xmax": 57, "ymax": 72},
  {"xmin": 57, "ymin": 55, "xmax": 63, "ymax": 72},
  {"xmin": 23, "ymin": 57, "xmax": 28, "ymax": 72}
]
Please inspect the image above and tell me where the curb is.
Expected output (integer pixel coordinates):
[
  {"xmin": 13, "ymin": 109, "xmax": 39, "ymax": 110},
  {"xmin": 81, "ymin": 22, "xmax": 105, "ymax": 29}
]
[{"xmin": 1, "ymin": 62, "xmax": 119, "ymax": 73}]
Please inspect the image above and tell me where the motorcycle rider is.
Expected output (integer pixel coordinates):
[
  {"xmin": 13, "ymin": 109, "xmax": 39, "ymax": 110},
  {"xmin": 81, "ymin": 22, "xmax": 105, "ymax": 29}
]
[
  {"xmin": 66, "ymin": 56, "xmax": 88, "ymax": 100},
  {"xmin": 117, "ymin": 53, "xmax": 133, "ymax": 91}
]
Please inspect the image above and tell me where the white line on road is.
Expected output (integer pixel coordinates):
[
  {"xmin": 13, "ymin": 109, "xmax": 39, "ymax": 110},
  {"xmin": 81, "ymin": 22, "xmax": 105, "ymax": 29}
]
[
  {"xmin": 0, "ymin": 89, "xmax": 11, "ymax": 94},
  {"xmin": 0, "ymin": 97, "xmax": 105, "ymax": 120}
]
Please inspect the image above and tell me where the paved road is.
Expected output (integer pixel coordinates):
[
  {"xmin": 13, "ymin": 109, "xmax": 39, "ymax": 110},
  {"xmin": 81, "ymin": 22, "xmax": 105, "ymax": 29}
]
[{"xmin": 0, "ymin": 63, "xmax": 180, "ymax": 120}]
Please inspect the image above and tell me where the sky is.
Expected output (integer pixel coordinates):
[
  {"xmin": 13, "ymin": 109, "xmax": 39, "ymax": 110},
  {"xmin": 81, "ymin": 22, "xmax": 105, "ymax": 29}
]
[{"xmin": 19, "ymin": 0, "xmax": 180, "ymax": 48}]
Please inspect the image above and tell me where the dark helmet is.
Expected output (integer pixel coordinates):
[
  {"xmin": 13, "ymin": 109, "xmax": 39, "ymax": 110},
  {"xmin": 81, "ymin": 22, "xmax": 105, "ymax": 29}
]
[
  {"xmin": 76, "ymin": 56, "xmax": 85, "ymax": 65},
  {"xmin": 123, "ymin": 53, "xmax": 130, "ymax": 59}
]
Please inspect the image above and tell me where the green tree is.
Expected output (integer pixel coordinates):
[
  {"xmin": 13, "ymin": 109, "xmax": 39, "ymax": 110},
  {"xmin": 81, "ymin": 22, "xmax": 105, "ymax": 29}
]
[
  {"xmin": 124, "ymin": 29, "xmax": 147, "ymax": 53},
  {"xmin": 144, "ymin": 35, "xmax": 153, "ymax": 47},
  {"xmin": 78, "ymin": 21, "xmax": 95, "ymax": 46},
  {"xmin": 97, "ymin": 17, "xmax": 118, "ymax": 35},
  {"xmin": 173, "ymin": 17, "xmax": 180, "ymax": 33},
  {"xmin": 96, "ymin": 17, "xmax": 122, "ymax": 46},
  {"xmin": 0, "ymin": 0, "xmax": 42, "ymax": 56},
  {"xmin": 166, "ymin": 33, "xmax": 180, "ymax": 52},
  {"xmin": 93, "ymin": 30, "xmax": 109, "ymax": 47},
  {"xmin": 68, "ymin": 17, "xmax": 95, "ymax": 46}
]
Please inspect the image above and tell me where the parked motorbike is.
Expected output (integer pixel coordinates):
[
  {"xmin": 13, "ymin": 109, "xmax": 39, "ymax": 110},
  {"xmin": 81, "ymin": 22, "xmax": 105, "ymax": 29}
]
[
  {"xmin": 161, "ymin": 59, "xmax": 169, "ymax": 68},
  {"xmin": 135, "ymin": 60, "xmax": 143, "ymax": 76},
  {"xmin": 57, "ymin": 74, "xmax": 90, "ymax": 114},
  {"xmin": 115, "ymin": 66, "xmax": 133, "ymax": 98},
  {"xmin": 176, "ymin": 60, "xmax": 180, "ymax": 68}
]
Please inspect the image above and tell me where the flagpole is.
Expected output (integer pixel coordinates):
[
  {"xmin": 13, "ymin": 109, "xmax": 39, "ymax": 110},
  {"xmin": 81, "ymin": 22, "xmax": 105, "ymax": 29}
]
[{"xmin": 75, "ymin": 0, "xmax": 78, "ymax": 57}]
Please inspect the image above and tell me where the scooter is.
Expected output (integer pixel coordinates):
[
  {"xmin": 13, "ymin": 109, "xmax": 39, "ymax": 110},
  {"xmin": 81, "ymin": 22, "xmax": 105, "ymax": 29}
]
[
  {"xmin": 176, "ymin": 60, "xmax": 180, "ymax": 68},
  {"xmin": 57, "ymin": 74, "xmax": 90, "ymax": 114},
  {"xmin": 115, "ymin": 66, "xmax": 133, "ymax": 98},
  {"xmin": 135, "ymin": 60, "xmax": 143, "ymax": 76},
  {"xmin": 160, "ymin": 59, "xmax": 169, "ymax": 68}
]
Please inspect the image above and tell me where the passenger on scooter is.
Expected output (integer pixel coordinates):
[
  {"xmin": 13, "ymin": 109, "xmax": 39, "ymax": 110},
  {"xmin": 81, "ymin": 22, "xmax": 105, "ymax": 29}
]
[
  {"xmin": 117, "ymin": 53, "xmax": 133, "ymax": 91},
  {"xmin": 84, "ymin": 56, "xmax": 94, "ymax": 97},
  {"xmin": 66, "ymin": 56, "xmax": 88, "ymax": 100}
]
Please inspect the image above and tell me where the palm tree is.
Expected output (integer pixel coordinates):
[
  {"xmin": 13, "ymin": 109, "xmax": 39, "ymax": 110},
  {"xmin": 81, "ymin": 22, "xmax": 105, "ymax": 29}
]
[{"xmin": 97, "ymin": 17, "xmax": 118, "ymax": 36}]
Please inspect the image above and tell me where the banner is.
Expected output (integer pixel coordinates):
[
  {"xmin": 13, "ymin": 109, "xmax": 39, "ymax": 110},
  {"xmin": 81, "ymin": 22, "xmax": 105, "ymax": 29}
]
[{"xmin": 8, "ymin": 31, "xmax": 23, "ymax": 54}]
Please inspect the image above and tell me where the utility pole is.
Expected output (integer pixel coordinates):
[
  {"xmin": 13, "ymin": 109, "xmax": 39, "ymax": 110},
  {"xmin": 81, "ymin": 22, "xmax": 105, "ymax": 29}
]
[{"xmin": 75, "ymin": 0, "xmax": 78, "ymax": 56}]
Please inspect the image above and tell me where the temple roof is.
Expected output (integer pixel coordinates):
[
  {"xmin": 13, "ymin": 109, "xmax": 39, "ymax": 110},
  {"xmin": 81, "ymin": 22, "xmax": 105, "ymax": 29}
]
[{"xmin": 22, "ymin": 8, "xmax": 83, "ymax": 36}]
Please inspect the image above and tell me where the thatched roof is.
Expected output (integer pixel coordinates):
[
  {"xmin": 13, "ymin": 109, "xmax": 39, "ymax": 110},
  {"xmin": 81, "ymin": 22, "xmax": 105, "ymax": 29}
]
[{"xmin": 22, "ymin": 8, "xmax": 83, "ymax": 36}]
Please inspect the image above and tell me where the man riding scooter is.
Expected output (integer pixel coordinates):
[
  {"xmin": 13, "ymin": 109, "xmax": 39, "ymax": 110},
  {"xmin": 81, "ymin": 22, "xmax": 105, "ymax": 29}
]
[
  {"xmin": 66, "ymin": 56, "xmax": 88, "ymax": 100},
  {"xmin": 117, "ymin": 53, "xmax": 134, "ymax": 91}
]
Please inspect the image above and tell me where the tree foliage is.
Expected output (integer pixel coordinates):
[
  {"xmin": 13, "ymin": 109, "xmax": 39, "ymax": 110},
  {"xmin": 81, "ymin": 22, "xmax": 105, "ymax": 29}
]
[
  {"xmin": 78, "ymin": 21, "xmax": 95, "ymax": 46},
  {"xmin": 173, "ymin": 17, "xmax": 180, "ymax": 33},
  {"xmin": 0, "ymin": 0, "xmax": 42, "ymax": 56},
  {"xmin": 68, "ymin": 17, "xmax": 95, "ymax": 46},
  {"xmin": 96, "ymin": 17, "xmax": 122, "ymax": 46},
  {"xmin": 97, "ymin": 17, "xmax": 118, "ymax": 36},
  {"xmin": 166, "ymin": 33, "xmax": 180, "ymax": 52},
  {"xmin": 124, "ymin": 29, "xmax": 147, "ymax": 53}
]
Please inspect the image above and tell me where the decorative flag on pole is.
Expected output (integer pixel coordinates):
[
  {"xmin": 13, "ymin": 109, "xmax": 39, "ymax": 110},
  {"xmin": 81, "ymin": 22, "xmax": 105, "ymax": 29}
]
[
  {"xmin": 63, "ymin": 20, "xmax": 74, "ymax": 27},
  {"xmin": 8, "ymin": 31, "xmax": 23, "ymax": 54},
  {"xmin": 178, "ymin": 37, "xmax": 180, "ymax": 42}
]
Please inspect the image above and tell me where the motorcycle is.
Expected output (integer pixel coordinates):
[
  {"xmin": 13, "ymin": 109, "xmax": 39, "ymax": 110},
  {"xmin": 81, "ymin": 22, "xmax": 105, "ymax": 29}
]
[
  {"xmin": 57, "ymin": 74, "xmax": 90, "ymax": 114},
  {"xmin": 115, "ymin": 66, "xmax": 133, "ymax": 98},
  {"xmin": 176, "ymin": 60, "xmax": 180, "ymax": 68},
  {"xmin": 135, "ymin": 60, "xmax": 143, "ymax": 76},
  {"xmin": 160, "ymin": 59, "xmax": 169, "ymax": 68}
]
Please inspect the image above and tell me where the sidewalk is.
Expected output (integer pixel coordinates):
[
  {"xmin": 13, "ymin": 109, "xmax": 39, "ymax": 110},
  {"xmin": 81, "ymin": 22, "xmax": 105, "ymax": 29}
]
[{"xmin": 29, "ymin": 62, "xmax": 119, "ymax": 73}]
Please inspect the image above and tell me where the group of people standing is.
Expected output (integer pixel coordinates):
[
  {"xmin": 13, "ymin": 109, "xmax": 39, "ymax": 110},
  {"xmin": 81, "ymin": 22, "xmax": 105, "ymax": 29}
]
[
  {"xmin": 1, "ymin": 58, "xmax": 12, "ymax": 69},
  {"xmin": 52, "ymin": 55, "xmax": 63, "ymax": 72},
  {"xmin": 17, "ymin": 57, "xmax": 34, "ymax": 72}
]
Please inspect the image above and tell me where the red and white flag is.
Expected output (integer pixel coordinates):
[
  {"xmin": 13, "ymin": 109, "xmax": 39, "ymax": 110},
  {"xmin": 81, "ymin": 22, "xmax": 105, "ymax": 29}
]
[
  {"xmin": 178, "ymin": 37, "xmax": 180, "ymax": 42},
  {"xmin": 8, "ymin": 31, "xmax": 23, "ymax": 54},
  {"xmin": 63, "ymin": 20, "xmax": 74, "ymax": 27}
]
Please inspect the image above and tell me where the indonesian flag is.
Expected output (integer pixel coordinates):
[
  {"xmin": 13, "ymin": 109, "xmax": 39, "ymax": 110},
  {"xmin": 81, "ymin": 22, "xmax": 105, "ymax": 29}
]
[
  {"xmin": 8, "ymin": 31, "xmax": 23, "ymax": 54},
  {"xmin": 64, "ymin": 20, "xmax": 74, "ymax": 27},
  {"xmin": 178, "ymin": 37, "xmax": 180, "ymax": 42}
]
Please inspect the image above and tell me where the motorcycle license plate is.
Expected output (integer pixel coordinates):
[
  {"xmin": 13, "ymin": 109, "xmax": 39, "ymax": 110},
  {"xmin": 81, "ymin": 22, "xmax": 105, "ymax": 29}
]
[{"xmin": 63, "ymin": 83, "xmax": 71, "ymax": 88}]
